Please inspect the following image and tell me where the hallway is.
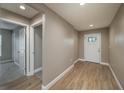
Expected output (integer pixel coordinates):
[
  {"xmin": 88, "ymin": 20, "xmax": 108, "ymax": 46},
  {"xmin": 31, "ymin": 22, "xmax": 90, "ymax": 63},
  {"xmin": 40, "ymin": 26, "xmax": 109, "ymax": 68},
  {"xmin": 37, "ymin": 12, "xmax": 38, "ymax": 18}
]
[
  {"xmin": 0, "ymin": 3, "xmax": 124, "ymax": 90},
  {"xmin": 50, "ymin": 61, "xmax": 119, "ymax": 90}
]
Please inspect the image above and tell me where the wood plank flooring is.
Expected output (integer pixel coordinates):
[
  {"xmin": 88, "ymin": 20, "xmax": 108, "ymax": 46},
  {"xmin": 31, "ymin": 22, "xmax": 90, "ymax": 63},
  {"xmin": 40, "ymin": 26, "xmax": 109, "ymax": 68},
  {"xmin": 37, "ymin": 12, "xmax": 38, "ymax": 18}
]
[
  {"xmin": 0, "ymin": 75, "xmax": 41, "ymax": 90},
  {"xmin": 50, "ymin": 61, "xmax": 120, "ymax": 90},
  {"xmin": 0, "ymin": 61, "xmax": 120, "ymax": 90}
]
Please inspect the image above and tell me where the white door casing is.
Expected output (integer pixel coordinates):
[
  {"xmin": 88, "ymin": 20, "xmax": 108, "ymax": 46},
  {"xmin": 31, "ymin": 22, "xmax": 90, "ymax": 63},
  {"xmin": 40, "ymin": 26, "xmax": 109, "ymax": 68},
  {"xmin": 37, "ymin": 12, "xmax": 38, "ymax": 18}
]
[
  {"xmin": 84, "ymin": 33, "xmax": 101, "ymax": 63},
  {"xmin": 30, "ymin": 14, "xmax": 45, "ymax": 76},
  {"xmin": 30, "ymin": 17, "xmax": 44, "ymax": 75},
  {"xmin": 0, "ymin": 17, "xmax": 30, "ymax": 76}
]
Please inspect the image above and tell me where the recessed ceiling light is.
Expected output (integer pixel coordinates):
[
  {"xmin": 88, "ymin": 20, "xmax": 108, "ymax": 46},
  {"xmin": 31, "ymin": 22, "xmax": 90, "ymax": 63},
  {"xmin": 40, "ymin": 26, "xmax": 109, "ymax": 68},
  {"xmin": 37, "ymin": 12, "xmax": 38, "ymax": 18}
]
[
  {"xmin": 20, "ymin": 5, "xmax": 26, "ymax": 10},
  {"xmin": 89, "ymin": 24, "xmax": 94, "ymax": 27},
  {"xmin": 80, "ymin": 2, "xmax": 85, "ymax": 5}
]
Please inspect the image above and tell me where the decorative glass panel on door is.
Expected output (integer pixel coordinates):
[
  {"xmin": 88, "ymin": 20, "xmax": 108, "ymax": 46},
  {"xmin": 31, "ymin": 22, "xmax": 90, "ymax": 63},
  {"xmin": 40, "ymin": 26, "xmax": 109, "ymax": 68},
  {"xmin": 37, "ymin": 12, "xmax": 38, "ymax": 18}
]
[{"xmin": 88, "ymin": 37, "xmax": 97, "ymax": 43}]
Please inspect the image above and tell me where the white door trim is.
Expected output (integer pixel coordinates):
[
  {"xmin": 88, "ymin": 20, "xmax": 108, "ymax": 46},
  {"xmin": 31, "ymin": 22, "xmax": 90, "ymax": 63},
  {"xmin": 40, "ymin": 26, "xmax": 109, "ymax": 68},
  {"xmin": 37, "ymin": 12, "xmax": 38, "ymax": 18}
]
[
  {"xmin": 0, "ymin": 17, "xmax": 30, "ymax": 76},
  {"xmin": 30, "ymin": 14, "xmax": 45, "ymax": 75},
  {"xmin": 84, "ymin": 32, "xmax": 101, "ymax": 63},
  {"xmin": 99, "ymin": 32, "xmax": 101, "ymax": 63}
]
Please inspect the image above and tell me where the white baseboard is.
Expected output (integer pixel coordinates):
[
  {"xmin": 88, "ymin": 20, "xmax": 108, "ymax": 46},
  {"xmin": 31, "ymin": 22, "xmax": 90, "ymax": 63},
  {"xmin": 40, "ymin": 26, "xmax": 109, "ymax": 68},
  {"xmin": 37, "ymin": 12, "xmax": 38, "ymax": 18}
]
[
  {"xmin": 78, "ymin": 59, "xmax": 109, "ymax": 66},
  {"xmin": 100, "ymin": 62, "xmax": 109, "ymax": 66},
  {"xmin": 0, "ymin": 59, "xmax": 13, "ymax": 63},
  {"xmin": 108, "ymin": 65, "xmax": 123, "ymax": 90},
  {"xmin": 42, "ymin": 85, "xmax": 47, "ymax": 90},
  {"xmin": 42, "ymin": 64, "xmax": 74, "ymax": 90},
  {"xmin": 73, "ymin": 58, "xmax": 80, "ymax": 64},
  {"xmin": 26, "ymin": 73, "xmax": 34, "ymax": 76},
  {"xmin": 14, "ymin": 62, "xmax": 20, "ymax": 67},
  {"xmin": 78, "ymin": 58, "xmax": 86, "ymax": 62},
  {"xmin": 26, "ymin": 67, "xmax": 42, "ymax": 76},
  {"xmin": 14, "ymin": 62, "xmax": 24, "ymax": 70},
  {"xmin": 34, "ymin": 67, "xmax": 42, "ymax": 73},
  {"xmin": 14, "ymin": 62, "xmax": 25, "ymax": 72},
  {"xmin": 73, "ymin": 58, "xmax": 86, "ymax": 64},
  {"xmin": 100, "ymin": 62, "xmax": 123, "ymax": 89},
  {"xmin": 73, "ymin": 58, "xmax": 85, "ymax": 64},
  {"xmin": 26, "ymin": 72, "xmax": 34, "ymax": 76}
]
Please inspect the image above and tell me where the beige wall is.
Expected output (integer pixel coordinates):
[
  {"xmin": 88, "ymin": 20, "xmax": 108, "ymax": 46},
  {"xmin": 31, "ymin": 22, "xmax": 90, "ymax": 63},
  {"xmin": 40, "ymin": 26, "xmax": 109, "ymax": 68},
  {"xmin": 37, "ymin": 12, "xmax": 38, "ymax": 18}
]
[
  {"xmin": 29, "ymin": 4, "xmax": 78, "ymax": 86},
  {"xmin": 78, "ymin": 28, "xmax": 109, "ymax": 63},
  {"xmin": 109, "ymin": 4, "xmax": 124, "ymax": 88}
]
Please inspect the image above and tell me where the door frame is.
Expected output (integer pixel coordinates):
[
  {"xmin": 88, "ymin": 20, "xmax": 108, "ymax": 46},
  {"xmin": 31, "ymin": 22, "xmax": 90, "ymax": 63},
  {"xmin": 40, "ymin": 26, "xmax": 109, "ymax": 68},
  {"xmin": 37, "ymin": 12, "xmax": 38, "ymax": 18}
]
[
  {"xmin": 0, "ymin": 17, "xmax": 30, "ymax": 75},
  {"xmin": 30, "ymin": 15, "xmax": 45, "ymax": 75},
  {"xmin": 84, "ymin": 32, "xmax": 101, "ymax": 63}
]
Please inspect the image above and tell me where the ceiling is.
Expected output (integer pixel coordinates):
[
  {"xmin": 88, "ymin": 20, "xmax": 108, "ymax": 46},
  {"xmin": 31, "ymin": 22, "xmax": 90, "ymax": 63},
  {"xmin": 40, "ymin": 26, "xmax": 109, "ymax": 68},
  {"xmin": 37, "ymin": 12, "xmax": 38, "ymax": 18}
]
[
  {"xmin": 0, "ymin": 20, "xmax": 20, "ymax": 30},
  {"xmin": 0, "ymin": 3, "xmax": 39, "ymax": 18},
  {"xmin": 46, "ymin": 3, "xmax": 121, "ymax": 31}
]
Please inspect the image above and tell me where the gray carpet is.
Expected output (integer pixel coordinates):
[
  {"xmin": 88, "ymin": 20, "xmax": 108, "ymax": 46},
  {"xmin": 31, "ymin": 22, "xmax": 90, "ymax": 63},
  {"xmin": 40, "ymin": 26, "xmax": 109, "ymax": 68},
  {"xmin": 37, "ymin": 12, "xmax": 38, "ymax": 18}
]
[{"xmin": 0, "ymin": 62, "xmax": 24, "ymax": 85}]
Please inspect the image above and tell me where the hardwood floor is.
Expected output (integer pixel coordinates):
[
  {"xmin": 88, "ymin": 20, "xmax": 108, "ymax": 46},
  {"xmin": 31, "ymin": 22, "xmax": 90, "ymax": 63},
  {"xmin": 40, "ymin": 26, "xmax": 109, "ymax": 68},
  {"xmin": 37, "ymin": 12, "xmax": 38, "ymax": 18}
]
[
  {"xmin": 0, "ymin": 61, "xmax": 120, "ymax": 90},
  {"xmin": 0, "ymin": 75, "xmax": 41, "ymax": 90},
  {"xmin": 50, "ymin": 61, "xmax": 120, "ymax": 90}
]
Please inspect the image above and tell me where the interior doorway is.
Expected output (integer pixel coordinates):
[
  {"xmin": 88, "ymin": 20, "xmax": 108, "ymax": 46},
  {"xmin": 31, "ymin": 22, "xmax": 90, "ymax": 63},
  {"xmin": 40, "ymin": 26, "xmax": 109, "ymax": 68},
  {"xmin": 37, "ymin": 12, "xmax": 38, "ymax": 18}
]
[
  {"xmin": 13, "ymin": 26, "xmax": 26, "ymax": 74},
  {"xmin": 84, "ymin": 33, "xmax": 101, "ymax": 63},
  {"xmin": 34, "ymin": 24, "xmax": 42, "ymax": 79},
  {"xmin": 0, "ymin": 19, "xmax": 26, "ymax": 85},
  {"xmin": 30, "ymin": 21, "xmax": 43, "ymax": 80}
]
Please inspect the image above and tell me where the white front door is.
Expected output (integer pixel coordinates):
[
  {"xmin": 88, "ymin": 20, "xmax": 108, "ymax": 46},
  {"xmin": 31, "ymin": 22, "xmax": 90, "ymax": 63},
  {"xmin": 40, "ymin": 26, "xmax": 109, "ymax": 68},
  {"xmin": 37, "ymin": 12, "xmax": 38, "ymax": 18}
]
[
  {"xmin": 19, "ymin": 28, "xmax": 26, "ymax": 74},
  {"xmin": 84, "ymin": 33, "xmax": 101, "ymax": 63}
]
